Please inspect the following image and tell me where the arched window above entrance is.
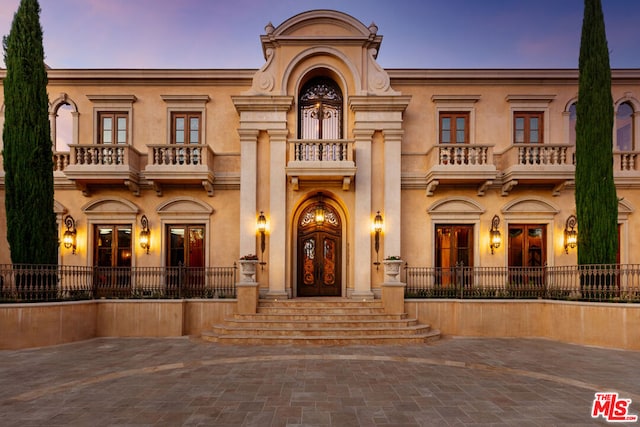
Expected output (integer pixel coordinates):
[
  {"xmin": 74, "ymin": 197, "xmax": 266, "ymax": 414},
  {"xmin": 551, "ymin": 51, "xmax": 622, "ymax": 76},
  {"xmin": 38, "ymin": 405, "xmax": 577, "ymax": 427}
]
[
  {"xmin": 298, "ymin": 201, "xmax": 341, "ymax": 230},
  {"xmin": 298, "ymin": 77, "xmax": 343, "ymax": 139}
]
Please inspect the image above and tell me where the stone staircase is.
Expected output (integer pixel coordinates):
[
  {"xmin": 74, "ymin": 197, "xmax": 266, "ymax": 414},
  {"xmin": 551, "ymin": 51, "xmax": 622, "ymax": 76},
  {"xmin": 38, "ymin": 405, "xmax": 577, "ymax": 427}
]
[{"xmin": 201, "ymin": 298, "xmax": 440, "ymax": 345}]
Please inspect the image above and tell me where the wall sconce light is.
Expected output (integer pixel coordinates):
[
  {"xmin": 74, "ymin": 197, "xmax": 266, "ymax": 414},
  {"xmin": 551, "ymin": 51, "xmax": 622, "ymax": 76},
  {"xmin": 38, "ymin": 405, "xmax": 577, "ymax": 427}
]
[
  {"xmin": 62, "ymin": 215, "xmax": 77, "ymax": 255},
  {"xmin": 139, "ymin": 215, "xmax": 150, "ymax": 254},
  {"xmin": 373, "ymin": 211, "xmax": 384, "ymax": 269},
  {"xmin": 490, "ymin": 215, "xmax": 501, "ymax": 255},
  {"xmin": 257, "ymin": 211, "xmax": 267, "ymax": 269},
  {"xmin": 564, "ymin": 214, "xmax": 577, "ymax": 254},
  {"xmin": 314, "ymin": 201, "xmax": 325, "ymax": 226}
]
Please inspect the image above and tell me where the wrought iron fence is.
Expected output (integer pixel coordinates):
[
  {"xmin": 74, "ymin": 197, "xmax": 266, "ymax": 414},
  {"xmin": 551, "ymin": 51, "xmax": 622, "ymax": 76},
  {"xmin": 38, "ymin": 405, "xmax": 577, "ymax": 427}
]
[
  {"xmin": 405, "ymin": 264, "xmax": 640, "ymax": 302},
  {"xmin": 0, "ymin": 264, "xmax": 237, "ymax": 302}
]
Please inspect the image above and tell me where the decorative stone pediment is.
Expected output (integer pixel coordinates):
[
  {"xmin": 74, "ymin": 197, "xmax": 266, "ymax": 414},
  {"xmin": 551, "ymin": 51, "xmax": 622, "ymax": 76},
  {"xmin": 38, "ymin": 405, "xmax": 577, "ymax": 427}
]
[
  {"xmin": 245, "ymin": 10, "xmax": 397, "ymax": 96},
  {"xmin": 82, "ymin": 197, "xmax": 140, "ymax": 221},
  {"xmin": 156, "ymin": 197, "xmax": 213, "ymax": 217},
  {"xmin": 501, "ymin": 197, "xmax": 559, "ymax": 215},
  {"xmin": 428, "ymin": 197, "xmax": 485, "ymax": 221},
  {"xmin": 82, "ymin": 197, "xmax": 139, "ymax": 215}
]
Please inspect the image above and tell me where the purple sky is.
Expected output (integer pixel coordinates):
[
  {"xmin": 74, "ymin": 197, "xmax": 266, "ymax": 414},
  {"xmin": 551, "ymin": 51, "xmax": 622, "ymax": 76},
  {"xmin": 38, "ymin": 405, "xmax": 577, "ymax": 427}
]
[{"xmin": 1, "ymin": 0, "xmax": 639, "ymax": 69}]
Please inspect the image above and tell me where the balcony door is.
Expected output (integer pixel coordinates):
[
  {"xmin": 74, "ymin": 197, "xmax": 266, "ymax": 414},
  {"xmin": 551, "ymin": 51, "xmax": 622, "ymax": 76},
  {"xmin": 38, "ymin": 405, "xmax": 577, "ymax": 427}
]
[{"xmin": 297, "ymin": 201, "xmax": 342, "ymax": 297}]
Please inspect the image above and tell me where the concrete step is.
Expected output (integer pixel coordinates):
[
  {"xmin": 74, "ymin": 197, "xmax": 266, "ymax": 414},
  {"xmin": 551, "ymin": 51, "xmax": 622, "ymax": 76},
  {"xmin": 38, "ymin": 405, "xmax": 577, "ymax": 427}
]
[
  {"xmin": 257, "ymin": 306, "xmax": 387, "ymax": 315},
  {"xmin": 223, "ymin": 318, "xmax": 419, "ymax": 329},
  {"xmin": 202, "ymin": 329, "xmax": 441, "ymax": 346},
  {"xmin": 259, "ymin": 300, "xmax": 384, "ymax": 308},
  {"xmin": 202, "ymin": 298, "xmax": 441, "ymax": 345},
  {"xmin": 210, "ymin": 324, "xmax": 433, "ymax": 337},
  {"xmin": 233, "ymin": 313, "xmax": 406, "ymax": 321}
]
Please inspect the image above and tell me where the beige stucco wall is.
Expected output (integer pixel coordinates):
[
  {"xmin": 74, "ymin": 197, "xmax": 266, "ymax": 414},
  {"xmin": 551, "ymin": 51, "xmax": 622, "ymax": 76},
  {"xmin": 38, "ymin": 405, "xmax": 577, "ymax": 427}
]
[
  {"xmin": 0, "ymin": 299, "xmax": 238, "ymax": 349},
  {"xmin": 406, "ymin": 299, "xmax": 640, "ymax": 350},
  {"xmin": 1, "ymin": 299, "xmax": 637, "ymax": 350},
  {"xmin": 0, "ymin": 301, "xmax": 96, "ymax": 349},
  {"xmin": 0, "ymin": 9, "xmax": 638, "ymax": 295}
]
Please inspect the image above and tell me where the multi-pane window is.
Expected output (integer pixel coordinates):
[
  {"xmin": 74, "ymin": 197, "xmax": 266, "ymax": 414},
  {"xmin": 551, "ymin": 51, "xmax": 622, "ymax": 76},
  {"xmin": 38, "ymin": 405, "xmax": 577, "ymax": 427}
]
[
  {"xmin": 166, "ymin": 225, "xmax": 206, "ymax": 292},
  {"xmin": 435, "ymin": 225, "xmax": 473, "ymax": 286},
  {"xmin": 167, "ymin": 225, "xmax": 205, "ymax": 267},
  {"xmin": 98, "ymin": 112, "xmax": 128, "ymax": 144},
  {"xmin": 508, "ymin": 225, "xmax": 545, "ymax": 268},
  {"xmin": 508, "ymin": 224, "xmax": 546, "ymax": 286},
  {"xmin": 55, "ymin": 103, "xmax": 73, "ymax": 152},
  {"xmin": 569, "ymin": 103, "xmax": 577, "ymax": 146},
  {"xmin": 299, "ymin": 77, "xmax": 343, "ymax": 139},
  {"xmin": 172, "ymin": 112, "xmax": 201, "ymax": 145},
  {"xmin": 94, "ymin": 225, "xmax": 132, "ymax": 295},
  {"xmin": 440, "ymin": 112, "xmax": 469, "ymax": 144},
  {"xmin": 616, "ymin": 102, "xmax": 634, "ymax": 151},
  {"xmin": 514, "ymin": 112, "xmax": 543, "ymax": 144},
  {"xmin": 94, "ymin": 225, "xmax": 133, "ymax": 267}
]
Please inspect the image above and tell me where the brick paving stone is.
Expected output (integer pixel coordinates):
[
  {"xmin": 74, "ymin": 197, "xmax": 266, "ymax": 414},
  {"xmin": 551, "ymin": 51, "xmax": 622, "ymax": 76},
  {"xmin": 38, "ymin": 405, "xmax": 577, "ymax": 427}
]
[{"xmin": 1, "ymin": 337, "xmax": 639, "ymax": 426}]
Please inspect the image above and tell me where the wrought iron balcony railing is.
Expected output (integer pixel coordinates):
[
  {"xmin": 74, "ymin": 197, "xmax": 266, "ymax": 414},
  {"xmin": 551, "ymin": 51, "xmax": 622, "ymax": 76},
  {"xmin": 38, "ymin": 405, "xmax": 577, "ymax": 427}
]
[
  {"xmin": 0, "ymin": 264, "xmax": 237, "ymax": 302},
  {"xmin": 405, "ymin": 264, "xmax": 640, "ymax": 302}
]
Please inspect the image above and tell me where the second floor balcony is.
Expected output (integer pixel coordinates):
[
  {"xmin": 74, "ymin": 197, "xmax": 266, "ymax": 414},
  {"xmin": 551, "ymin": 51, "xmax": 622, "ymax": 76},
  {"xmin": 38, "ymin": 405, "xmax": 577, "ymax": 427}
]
[
  {"xmin": 424, "ymin": 144, "xmax": 498, "ymax": 196},
  {"xmin": 496, "ymin": 143, "xmax": 575, "ymax": 196},
  {"xmin": 285, "ymin": 139, "xmax": 356, "ymax": 190},
  {"xmin": 144, "ymin": 144, "xmax": 215, "ymax": 196},
  {"xmin": 63, "ymin": 144, "xmax": 143, "ymax": 196}
]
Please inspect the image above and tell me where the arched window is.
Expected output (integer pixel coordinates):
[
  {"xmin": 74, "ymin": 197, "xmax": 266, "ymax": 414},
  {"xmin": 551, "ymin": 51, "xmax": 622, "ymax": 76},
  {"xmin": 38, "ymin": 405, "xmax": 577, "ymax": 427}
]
[
  {"xmin": 298, "ymin": 77, "xmax": 343, "ymax": 139},
  {"xmin": 569, "ymin": 102, "xmax": 577, "ymax": 146},
  {"xmin": 55, "ymin": 103, "xmax": 73, "ymax": 152},
  {"xmin": 616, "ymin": 102, "xmax": 634, "ymax": 151}
]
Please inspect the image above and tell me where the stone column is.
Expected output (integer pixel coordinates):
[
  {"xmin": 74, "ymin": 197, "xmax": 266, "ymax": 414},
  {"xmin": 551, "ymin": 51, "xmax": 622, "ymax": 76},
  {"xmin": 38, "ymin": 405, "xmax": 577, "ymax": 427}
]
[
  {"xmin": 352, "ymin": 129, "xmax": 375, "ymax": 300},
  {"xmin": 383, "ymin": 129, "xmax": 403, "ymax": 258},
  {"xmin": 267, "ymin": 129, "xmax": 289, "ymax": 299},
  {"xmin": 238, "ymin": 129, "xmax": 259, "ymax": 257}
]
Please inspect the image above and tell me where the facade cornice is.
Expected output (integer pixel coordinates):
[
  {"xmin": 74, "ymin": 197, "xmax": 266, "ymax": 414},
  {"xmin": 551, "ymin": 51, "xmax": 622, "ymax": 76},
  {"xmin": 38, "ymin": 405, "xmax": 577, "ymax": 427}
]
[
  {"xmin": 388, "ymin": 68, "xmax": 640, "ymax": 83},
  {"xmin": 231, "ymin": 95, "xmax": 294, "ymax": 112},
  {"xmin": 349, "ymin": 95, "xmax": 412, "ymax": 111},
  {"xmin": 2, "ymin": 68, "xmax": 637, "ymax": 83}
]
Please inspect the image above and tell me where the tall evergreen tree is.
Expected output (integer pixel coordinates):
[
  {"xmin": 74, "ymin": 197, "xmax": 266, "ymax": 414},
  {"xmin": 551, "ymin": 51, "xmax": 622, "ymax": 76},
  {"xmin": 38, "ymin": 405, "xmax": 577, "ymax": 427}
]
[
  {"xmin": 575, "ymin": 0, "xmax": 618, "ymax": 265},
  {"xmin": 3, "ymin": 0, "xmax": 57, "ymax": 265}
]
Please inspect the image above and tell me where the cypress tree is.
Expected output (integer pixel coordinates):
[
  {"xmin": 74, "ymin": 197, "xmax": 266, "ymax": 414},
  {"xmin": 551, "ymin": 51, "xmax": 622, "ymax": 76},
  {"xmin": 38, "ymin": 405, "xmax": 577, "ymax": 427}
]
[
  {"xmin": 575, "ymin": 0, "xmax": 618, "ymax": 266},
  {"xmin": 3, "ymin": 0, "xmax": 57, "ymax": 265}
]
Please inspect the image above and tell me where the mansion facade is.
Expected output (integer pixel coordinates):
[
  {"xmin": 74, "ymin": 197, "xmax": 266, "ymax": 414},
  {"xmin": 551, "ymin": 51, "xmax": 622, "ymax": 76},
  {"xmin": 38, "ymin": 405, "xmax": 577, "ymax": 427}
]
[{"xmin": 1, "ymin": 9, "xmax": 639, "ymax": 300}]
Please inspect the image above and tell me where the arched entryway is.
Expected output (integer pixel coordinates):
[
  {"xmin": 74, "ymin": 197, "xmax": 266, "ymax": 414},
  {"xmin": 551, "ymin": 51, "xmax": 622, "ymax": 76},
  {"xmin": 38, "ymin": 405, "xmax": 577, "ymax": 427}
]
[{"xmin": 296, "ymin": 198, "xmax": 342, "ymax": 297}]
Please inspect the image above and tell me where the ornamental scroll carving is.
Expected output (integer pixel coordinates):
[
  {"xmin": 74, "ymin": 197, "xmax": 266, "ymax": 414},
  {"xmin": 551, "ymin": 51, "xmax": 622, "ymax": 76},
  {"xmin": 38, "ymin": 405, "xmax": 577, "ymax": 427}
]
[
  {"xmin": 366, "ymin": 48, "xmax": 399, "ymax": 95},
  {"xmin": 246, "ymin": 48, "xmax": 276, "ymax": 95}
]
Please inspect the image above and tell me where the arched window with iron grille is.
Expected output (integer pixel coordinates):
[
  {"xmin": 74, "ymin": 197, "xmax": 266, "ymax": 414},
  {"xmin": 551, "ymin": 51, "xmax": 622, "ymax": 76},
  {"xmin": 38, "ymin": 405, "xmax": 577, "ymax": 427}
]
[{"xmin": 298, "ymin": 77, "xmax": 343, "ymax": 139}]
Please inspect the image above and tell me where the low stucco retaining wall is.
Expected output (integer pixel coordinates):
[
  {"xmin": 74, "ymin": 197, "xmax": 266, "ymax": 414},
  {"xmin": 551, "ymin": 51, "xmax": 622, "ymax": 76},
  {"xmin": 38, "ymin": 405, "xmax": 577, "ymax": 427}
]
[
  {"xmin": 0, "ymin": 299, "xmax": 237, "ymax": 350},
  {"xmin": 1, "ymin": 299, "xmax": 638, "ymax": 350},
  {"xmin": 0, "ymin": 301, "xmax": 97, "ymax": 349},
  {"xmin": 406, "ymin": 299, "xmax": 640, "ymax": 350}
]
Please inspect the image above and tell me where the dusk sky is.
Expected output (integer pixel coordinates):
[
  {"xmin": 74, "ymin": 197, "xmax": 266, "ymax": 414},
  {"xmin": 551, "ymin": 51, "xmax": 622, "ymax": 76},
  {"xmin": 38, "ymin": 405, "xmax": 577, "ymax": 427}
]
[{"xmin": 0, "ymin": 0, "xmax": 639, "ymax": 70}]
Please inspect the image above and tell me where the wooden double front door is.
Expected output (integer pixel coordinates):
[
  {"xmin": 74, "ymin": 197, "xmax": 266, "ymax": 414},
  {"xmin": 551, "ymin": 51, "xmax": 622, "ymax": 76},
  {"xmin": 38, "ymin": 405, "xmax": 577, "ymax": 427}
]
[{"xmin": 297, "ymin": 202, "xmax": 342, "ymax": 297}]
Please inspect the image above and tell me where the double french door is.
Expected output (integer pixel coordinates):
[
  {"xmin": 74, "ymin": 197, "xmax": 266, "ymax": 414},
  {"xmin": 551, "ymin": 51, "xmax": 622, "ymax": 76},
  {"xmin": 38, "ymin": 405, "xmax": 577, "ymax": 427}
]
[
  {"xmin": 94, "ymin": 225, "xmax": 132, "ymax": 297},
  {"xmin": 297, "ymin": 202, "xmax": 342, "ymax": 297},
  {"xmin": 435, "ymin": 224, "xmax": 473, "ymax": 286},
  {"xmin": 167, "ymin": 225, "xmax": 205, "ymax": 296}
]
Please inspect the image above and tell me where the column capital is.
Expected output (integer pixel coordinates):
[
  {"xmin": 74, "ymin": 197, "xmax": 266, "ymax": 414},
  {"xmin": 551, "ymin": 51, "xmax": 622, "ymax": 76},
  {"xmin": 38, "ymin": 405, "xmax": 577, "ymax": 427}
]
[
  {"xmin": 352, "ymin": 128, "xmax": 375, "ymax": 140},
  {"xmin": 267, "ymin": 129, "xmax": 289, "ymax": 141},
  {"xmin": 382, "ymin": 129, "xmax": 405, "ymax": 141},
  {"xmin": 238, "ymin": 128, "xmax": 260, "ymax": 140}
]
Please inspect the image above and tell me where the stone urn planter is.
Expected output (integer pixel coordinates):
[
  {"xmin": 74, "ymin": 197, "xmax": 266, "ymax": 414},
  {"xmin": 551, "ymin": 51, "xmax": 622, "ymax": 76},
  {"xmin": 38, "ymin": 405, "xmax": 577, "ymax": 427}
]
[
  {"xmin": 238, "ymin": 258, "xmax": 259, "ymax": 282},
  {"xmin": 382, "ymin": 258, "xmax": 403, "ymax": 283}
]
